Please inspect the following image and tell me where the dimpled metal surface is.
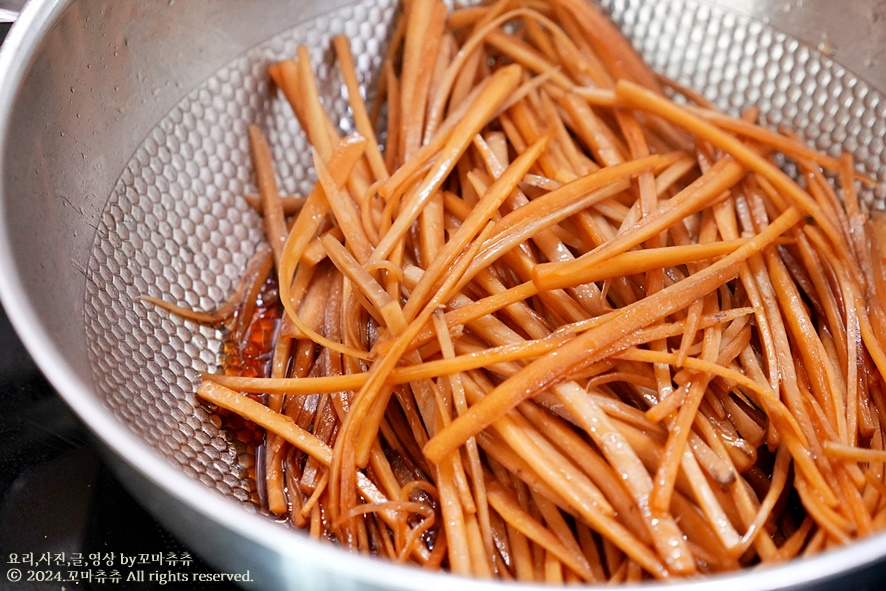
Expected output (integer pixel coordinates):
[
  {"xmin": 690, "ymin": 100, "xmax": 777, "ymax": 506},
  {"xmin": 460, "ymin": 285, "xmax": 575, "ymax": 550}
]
[
  {"xmin": 84, "ymin": 0, "xmax": 885, "ymax": 510},
  {"xmin": 84, "ymin": 0, "xmax": 398, "ymax": 506}
]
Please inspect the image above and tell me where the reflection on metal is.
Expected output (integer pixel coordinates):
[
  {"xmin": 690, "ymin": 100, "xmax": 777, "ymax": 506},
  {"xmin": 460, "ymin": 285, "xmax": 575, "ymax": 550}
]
[{"xmin": 0, "ymin": 0, "xmax": 25, "ymax": 22}]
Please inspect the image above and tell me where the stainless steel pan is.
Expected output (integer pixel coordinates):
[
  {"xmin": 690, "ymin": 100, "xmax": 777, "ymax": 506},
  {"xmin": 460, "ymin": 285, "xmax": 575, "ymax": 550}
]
[{"xmin": 0, "ymin": 1, "xmax": 885, "ymax": 589}]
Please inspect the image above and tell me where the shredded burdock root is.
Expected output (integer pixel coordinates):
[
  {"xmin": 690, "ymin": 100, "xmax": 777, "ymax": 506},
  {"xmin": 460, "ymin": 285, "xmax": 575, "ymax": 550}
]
[{"xmin": 147, "ymin": 0, "xmax": 886, "ymax": 582}]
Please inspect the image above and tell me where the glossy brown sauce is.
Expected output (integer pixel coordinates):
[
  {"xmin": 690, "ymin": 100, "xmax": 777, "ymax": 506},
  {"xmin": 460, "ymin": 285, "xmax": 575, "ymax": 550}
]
[{"xmin": 216, "ymin": 274, "xmax": 281, "ymax": 503}]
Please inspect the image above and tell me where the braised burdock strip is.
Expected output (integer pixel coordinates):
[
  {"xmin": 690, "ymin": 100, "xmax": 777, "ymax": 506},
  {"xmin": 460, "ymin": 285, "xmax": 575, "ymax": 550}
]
[{"xmin": 139, "ymin": 0, "xmax": 886, "ymax": 582}]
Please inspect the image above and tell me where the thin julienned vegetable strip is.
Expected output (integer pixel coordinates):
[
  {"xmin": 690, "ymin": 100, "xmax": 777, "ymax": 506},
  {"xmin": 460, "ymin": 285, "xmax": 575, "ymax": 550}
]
[
  {"xmin": 155, "ymin": 0, "xmax": 886, "ymax": 581},
  {"xmin": 424, "ymin": 207, "xmax": 803, "ymax": 463}
]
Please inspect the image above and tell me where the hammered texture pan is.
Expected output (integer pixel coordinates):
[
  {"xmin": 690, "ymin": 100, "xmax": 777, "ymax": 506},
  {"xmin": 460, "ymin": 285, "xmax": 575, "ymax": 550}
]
[{"xmin": 2, "ymin": 0, "xmax": 886, "ymax": 589}]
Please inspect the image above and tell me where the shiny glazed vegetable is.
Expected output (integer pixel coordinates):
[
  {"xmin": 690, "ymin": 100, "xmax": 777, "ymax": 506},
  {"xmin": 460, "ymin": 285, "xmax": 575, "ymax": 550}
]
[{"xmin": 147, "ymin": 0, "xmax": 886, "ymax": 582}]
